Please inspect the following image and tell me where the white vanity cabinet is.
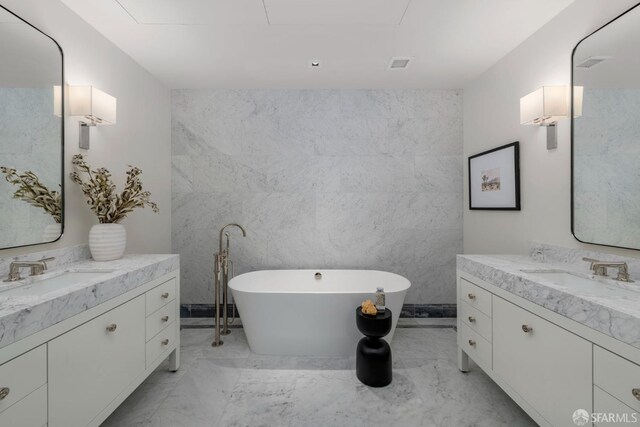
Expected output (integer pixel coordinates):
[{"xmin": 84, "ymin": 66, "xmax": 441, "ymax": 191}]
[
  {"xmin": 458, "ymin": 280, "xmax": 493, "ymax": 370},
  {"xmin": 0, "ymin": 269, "xmax": 180, "ymax": 427},
  {"xmin": 0, "ymin": 346, "xmax": 47, "ymax": 427},
  {"xmin": 593, "ymin": 346, "xmax": 640, "ymax": 423},
  {"xmin": 48, "ymin": 296, "xmax": 146, "ymax": 427},
  {"xmin": 493, "ymin": 296, "xmax": 592, "ymax": 426},
  {"xmin": 458, "ymin": 271, "xmax": 640, "ymax": 427}
]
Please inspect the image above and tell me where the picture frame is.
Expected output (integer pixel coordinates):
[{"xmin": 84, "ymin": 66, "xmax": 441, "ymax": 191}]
[{"xmin": 468, "ymin": 141, "xmax": 520, "ymax": 210}]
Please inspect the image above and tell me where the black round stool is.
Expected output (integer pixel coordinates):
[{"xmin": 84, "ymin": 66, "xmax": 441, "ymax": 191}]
[{"xmin": 355, "ymin": 307, "xmax": 392, "ymax": 387}]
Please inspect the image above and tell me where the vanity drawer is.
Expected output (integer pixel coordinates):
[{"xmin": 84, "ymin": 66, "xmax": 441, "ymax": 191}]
[
  {"xmin": 0, "ymin": 344, "xmax": 46, "ymax": 414},
  {"xmin": 594, "ymin": 386, "xmax": 639, "ymax": 426},
  {"xmin": 594, "ymin": 346, "xmax": 640, "ymax": 412},
  {"xmin": 460, "ymin": 279, "xmax": 492, "ymax": 317},
  {"xmin": 493, "ymin": 296, "xmax": 592, "ymax": 427},
  {"xmin": 146, "ymin": 321, "xmax": 177, "ymax": 368},
  {"xmin": 460, "ymin": 300, "xmax": 492, "ymax": 342},
  {"xmin": 146, "ymin": 278, "xmax": 176, "ymax": 315},
  {"xmin": 146, "ymin": 300, "xmax": 176, "ymax": 341},
  {"xmin": 0, "ymin": 384, "xmax": 47, "ymax": 427},
  {"xmin": 459, "ymin": 322, "xmax": 492, "ymax": 370},
  {"xmin": 48, "ymin": 295, "xmax": 145, "ymax": 427}
]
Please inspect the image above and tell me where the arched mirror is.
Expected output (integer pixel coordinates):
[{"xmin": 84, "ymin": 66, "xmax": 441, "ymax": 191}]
[
  {"xmin": 0, "ymin": 5, "xmax": 64, "ymax": 249},
  {"xmin": 572, "ymin": 3, "xmax": 640, "ymax": 250}
]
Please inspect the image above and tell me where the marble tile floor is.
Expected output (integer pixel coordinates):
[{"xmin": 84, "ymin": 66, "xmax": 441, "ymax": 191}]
[{"xmin": 101, "ymin": 327, "xmax": 535, "ymax": 427}]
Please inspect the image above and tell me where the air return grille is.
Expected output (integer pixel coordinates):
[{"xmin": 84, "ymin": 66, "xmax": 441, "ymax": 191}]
[
  {"xmin": 388, "ymin": 57, "xmax": 412, "ymax": 70},
  {"xmin": 576, "ymin": 56, "xmax": 610, "ymax": 69}
]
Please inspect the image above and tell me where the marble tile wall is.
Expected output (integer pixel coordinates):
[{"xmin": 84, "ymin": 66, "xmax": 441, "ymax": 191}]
[
  {"xmin": 573, "ymin": 89, "xmax": 640, "ymax": 248},
  {"xmin": 171, "ymin": 90, "xmax": 463, "ymax": 304},
  {"xmin": 0, "ymin": 88, "xmax": 62, "ymax": 247},
  {"xmin": 0, "ymin": 244, "xmax": 90, "ymax": 278},
  {"xmin": 532, "ymin": 241, "xmax": 640, "ymax": 278}
]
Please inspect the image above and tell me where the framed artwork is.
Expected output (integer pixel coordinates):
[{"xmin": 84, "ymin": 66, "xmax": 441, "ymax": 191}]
[{"xmin": 468, "ymin": 141, "xmax": 520, "ymax": 210}]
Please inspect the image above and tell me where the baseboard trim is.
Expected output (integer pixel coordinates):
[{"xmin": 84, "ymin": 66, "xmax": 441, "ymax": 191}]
[{"xmin": 180, "ymin": 303, "xmax": 457, "ymax": 319}]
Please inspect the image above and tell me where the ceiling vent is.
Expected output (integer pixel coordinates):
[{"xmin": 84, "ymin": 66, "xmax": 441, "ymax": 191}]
[
  {"xmin": 388, "ymin": 57, "xmax": 413, "ymax": 70},
  {"xmin": 576, "ymin": 56, "xmax": 610, "ymax": 69}
]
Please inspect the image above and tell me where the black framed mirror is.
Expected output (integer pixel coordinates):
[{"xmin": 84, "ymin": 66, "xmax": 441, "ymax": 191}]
[
  {"xmin": 0, "ymin": 5, "xmax": 64, "ymax": 249},
  {"xmin": 572, "ymin": 3, "xmax": 640, "ymax": 250}
]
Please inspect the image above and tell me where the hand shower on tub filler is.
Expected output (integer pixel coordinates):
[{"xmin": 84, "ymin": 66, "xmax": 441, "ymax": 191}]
[
  {"xmin": 212, "ymin": 223, "xmax": 246, "ymax": 348},
  {"xmin": 375, "ymin": 287, "xmax": 386, "ymax": 312}
]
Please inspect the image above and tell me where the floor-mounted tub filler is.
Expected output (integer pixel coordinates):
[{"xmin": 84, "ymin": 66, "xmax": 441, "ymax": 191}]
[{"xmin": 229, "ymin": 269, "xmax": 410, "ymax": 356}]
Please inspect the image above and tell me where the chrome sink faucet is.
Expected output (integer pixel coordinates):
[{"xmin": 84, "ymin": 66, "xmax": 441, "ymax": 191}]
[
  {"xmin": 583, "ymin": 257, "xmax": 633, "ymax": 282},
  {"xmin": 4, "ymin": 257, "xmax": 55, "ymax": 282}
]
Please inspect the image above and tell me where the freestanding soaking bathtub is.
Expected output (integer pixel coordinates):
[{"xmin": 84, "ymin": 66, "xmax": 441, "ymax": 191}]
[{"xmin": 229, "ymin": 269, "xmax": 411, "ymax": 356}]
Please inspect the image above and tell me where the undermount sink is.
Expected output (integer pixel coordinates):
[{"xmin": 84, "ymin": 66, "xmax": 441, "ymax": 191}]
[
  {"xmin": 0, "ymin": 270, "xmax": 116, "ymax": 297},
  {"xmin": 520, "ymin": 269, "xmax": 640, "ymax": 296}
]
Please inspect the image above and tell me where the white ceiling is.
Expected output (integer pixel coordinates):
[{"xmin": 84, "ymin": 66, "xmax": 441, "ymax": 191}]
[
  {"xmin": 115, "ymin": 0, "xmax": 268, "ymax": 25},
  {"xmin": 61, "ymin": 0, "xmax": 575, "ymax": 89}
]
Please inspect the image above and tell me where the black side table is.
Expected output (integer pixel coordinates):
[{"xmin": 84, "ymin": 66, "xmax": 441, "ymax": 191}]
[{"xmin": 355, "ymin": 307, "xmax": 392, "ymax": 387}]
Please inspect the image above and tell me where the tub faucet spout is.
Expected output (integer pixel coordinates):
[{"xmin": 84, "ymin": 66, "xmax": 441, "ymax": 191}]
[{"xmin": 219, "ymin": 223, "xmax": 247, "ymax": 253}]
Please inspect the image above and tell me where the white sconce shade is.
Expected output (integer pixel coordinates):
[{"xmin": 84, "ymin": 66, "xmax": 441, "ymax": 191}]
[
  {"xmin": 69, "ymin": 86, "xmax": 117, "ymax": 125},
  {"xmin": 573, "ymin": 85, "xmax": 583, "ymax": 118},
  {"xmin": 520, "ymin": 86, "xmax": 568, "ymax": 125},
  {"xmin": 53, "ymin": 85, "xmax": 62, "ymax": 117},
  {"xmin": 52, "ymin": 85, "xmax": 117, "ymax": 149},
  {"xmin": 53, "ymin": 85, "xmax": 117, "ymax": 125},
  {"xmin": 520, "ymin": 85, "xmax": 583, "ymax": 150}
]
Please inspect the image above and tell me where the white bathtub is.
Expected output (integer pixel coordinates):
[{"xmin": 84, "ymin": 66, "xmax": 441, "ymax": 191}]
[{"xmin": 229, "ymin": 269, "xmax": 410, "ymax": 356}]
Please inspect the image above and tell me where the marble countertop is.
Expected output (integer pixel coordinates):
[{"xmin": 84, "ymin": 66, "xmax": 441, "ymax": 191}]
[
  {"xmin": 0, "ymin": 254, "xmax": 179, "ymax": 350},
  {"xmin": 457, "ymin": 254, "xmax": 640, "ymax": 350}
]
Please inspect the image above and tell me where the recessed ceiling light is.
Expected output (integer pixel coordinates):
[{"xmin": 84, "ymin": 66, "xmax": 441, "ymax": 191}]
[
  {"xmin": 309, "ymin": 60, "xmax": 321, "ymax": 68},
  {"xmin": 388, "ymin": 57, "xmax": 413, "ymax": 70}
]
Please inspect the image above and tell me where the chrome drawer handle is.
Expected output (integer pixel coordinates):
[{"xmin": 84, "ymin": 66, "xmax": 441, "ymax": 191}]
[
  {"xmin": 468, "ymin": 316, "xmax": 476, "ymax": 323},
  {"xmin": 161, "ymin": 339, "xmax": 169, "ymax": 346},
  {"xmin": 161, "ymin": 292, "xmax": 170, "ymax": 299},
  {"xmin": 0, "ymin": 387, "xmax": 9, "ymax": 400},
  {"xmin": 522, "ymin": 324, "xmax": 533, "ymax": 333},
  {"xmin": 106, "ymin": 323, "xmax": 117, "ymax": 332},
  {"xmin": 467, "ymin": 293, "xmax": 476, "ymax": 300},
  {"xmin": 161, "ymin": 316, "xmax": 169, "ymax": 322},
  {"xmin": 468, "ymin": 339, "xmax": 476, "ymax": 347},
  {"xmin": 633, "ymin": 388, "xmax": 640, "ymax": 401}
]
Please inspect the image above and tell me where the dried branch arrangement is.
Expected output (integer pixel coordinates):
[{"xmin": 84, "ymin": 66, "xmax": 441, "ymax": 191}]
[
  {"xmin": 0, "ymin": 166, "xmax": 62, "ymax": 223},
  {"xmin": 70, "ymin": 154, "xmax": 159, "ymax": 224}
]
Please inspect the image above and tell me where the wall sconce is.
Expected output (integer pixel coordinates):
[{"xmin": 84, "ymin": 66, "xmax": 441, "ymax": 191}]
[
  {"xmin": 70, "ymin": 86, "xmax": 116, "ymax": 149},
  {"xmin": 54, "ymin": 85, "xmax": 116, "ymax": 149},
  {"xmin": 520, "ymin": 86, "xmax": 583, "ymax": 150}
]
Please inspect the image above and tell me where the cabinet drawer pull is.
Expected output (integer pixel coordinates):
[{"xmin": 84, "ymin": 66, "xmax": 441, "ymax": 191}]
[
  {"xmin": 161, "ymin": 315, "xmax": 169, "ymax": 322},
  {"xmin": 467, "ymin": 293, "xmax": 476, "ymax": 300},
  {"xmin": 521, "ymin": 324, "xmax": 533, "ymax": 333},
  {"xmin": 468, "ymin": 316, "xmax": 476, "ymax": 323},
  {"xmin": 0, "ymin": 387, "xmax": 9, "ymax": 400},
  {"xmin": 161, "ymin": 292, "xmax": 170, "ymax": 299},
  {"xmin": 106, "ymin": 323, "xmax": 117, "ymax": 332},
  {"xmin": 161, "ymin": 339, "xmax": 169, "ymax": 346},
  {"xmin": 468, "ymin": 339, "xmax": 476, "ymax": 347},
  {"xmin": 633, "ymin": 388, "xmax": 640, "ymax": 401}
]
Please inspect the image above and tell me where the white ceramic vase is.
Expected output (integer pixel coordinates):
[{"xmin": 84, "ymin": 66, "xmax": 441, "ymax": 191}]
[
  {"xmin": 42, "ymin": 223, "xmax": 62, "ymax": 242},
  {"xmin": 89, "ymin": 223, "xmax": 127, "ymax": 261}
]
